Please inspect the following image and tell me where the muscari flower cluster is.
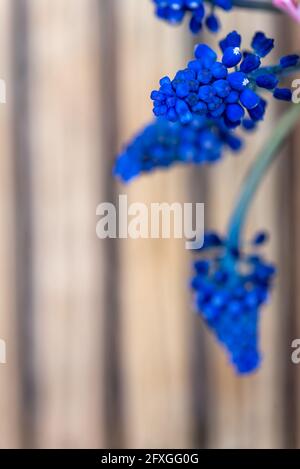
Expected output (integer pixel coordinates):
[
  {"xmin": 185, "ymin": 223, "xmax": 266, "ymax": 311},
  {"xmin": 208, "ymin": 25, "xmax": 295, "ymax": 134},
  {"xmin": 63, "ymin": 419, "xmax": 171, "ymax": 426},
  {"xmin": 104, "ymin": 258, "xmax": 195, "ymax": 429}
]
[
  {"xmin": 151, "ymin": 31, "xmax": 299, "ymax": 129},
  {"xmin": 114, "ymin": 116, "xmax": 244, "ymax": 182},
  {"xmin": 153, "ymin": 0, "xmax": 232, "ymax": 33},
  {"xmin": 191, "ymin": 231, "xmax": 275, "ymax": 373}
]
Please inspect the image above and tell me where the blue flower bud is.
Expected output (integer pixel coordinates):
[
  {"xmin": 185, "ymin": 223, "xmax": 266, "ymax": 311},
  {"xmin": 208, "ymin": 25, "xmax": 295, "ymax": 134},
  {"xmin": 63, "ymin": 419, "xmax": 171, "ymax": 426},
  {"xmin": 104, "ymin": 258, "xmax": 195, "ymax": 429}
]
[
  {"xmin": 153, "ymin": 104, "xmax": 167, "ymax": 116},
  {"xmin": 186, "ymin": 0, "xmax": 203, "ymax": 7},
  {"xmin": 252, "ymin": 231, "xmax": 269, "ymax": 245},
  {"xmin": 280, "ymin": 54, "xmax": 299, "ymax": 68},
  {"xmin": 256, "ymin": 74, "xmax": 278, "ymax": 90},
  {"xmin": 151, "ymin": 90, "xmax": 165, "ymax": 101},
  {"xmin": 219, "ymin": 30, "xmax": 241, "ymax": 52},
  {"xmin": 273, "ymin": 88, "xmax": 292, "ymax": 101},
  {"xmin": 157, "ymin": 5, "xmax": 185, "ymax": 23},
  {"xmin": 208, "ymin": 96, "xmax": 222, "ymax": 111},
  {"xmin": 166, "ymin": 96, "xmax": 176, "ymax": 107},
  {"xmin": 222, "ymin": 46, "xmax": 242, "ymax": 68},
  {"xmin": 194, "ymin": 259, "xmax": 210, "ymax": 275},
  {"xmin": 169, "ymin": 0, "xmax": 185, "ymax": 9},
  {"xmin": 251, "ymin": 31, "xmax": 274, "ymax": 58},
  {"xmin": 175, "ymin": 99, "xmax": 189, "ymax": 115},
  {"xmin": 185, "ymin": 92, "xmax": 199, "ymax": 107},
  {"xmin": 225, "ymin": 90, "xmax": 239, "ymax": 103},
  {"xmin": 175, "ymin": 82, "xmax": 190, "ymax": 98},
  {"xmin": 225, "ymin": 133, "xmax": 243, "ymax": 151},
  {"xmin": 240, "ymin": 53, "xmax": 261, "ymax": 73},
  {"xmin": 197, "ymin": 69, "xmax": 213, "ymax": 84},
  {"xmin": 248, "ymin": 98, "xmax": 266, "ymax": 121},
  {"xmin": 198, "ymin": 84, "xmax": 215, "ymax": 102},
  {"xmin": 214, "ymin": 0, "xmax": 233, "ymax": 10},
  {"xmin": 203, "ymin": 231, "xmax": 224, "ymax": 248},
  {"xmin": 242, "ymin": 118, "xmax": 256, "ymax": 131},
  {"xmin": 240, "ymin": 89, "xmax": 260, "ymax": 110},
  {"xmin": 205, "ymin": 14, "xmax": 220, "ymax": 33},
  {"xmin": 192, "ymin": 3, "xmax": 205, "ymax": 16},
  {"xmin": 159, "ymin": 76, "xmax": 172, "ymax": 87},
  {"xmin": 189, "ymin": 15, "xmax": 202, "ymax": 34},
  {"xmin": 195, "ymin": 43, "xmax": 217, "ymax": 67},
  {"xmin": 227, "ymin": 71, "xmax": 249, "ymax": 91},
  {"xmin": 226, "ymin": 103, "xmax": 245, "ymax": 122},
  {"xmin": 211, "ymin": 61, "xmax": 228, "ymax": 79},
  {"xmin": 187, "ymin": 59, "xmax": 202, "ymax": 72},
  {"xmin": 212, "ymin": 79, "xmax": 231, "ymax": 98},
  {"xmin": 210, "ymin": 103, "xmax": 225, "ymax": 117},
  {"xmin": 167, "ymin": 108, "xmax": 178, "ymax": 121},
  {"xmin": 192, "ymin": 101, "xmax": 207, "ymax": 114},
  {"xmin": 223, "ymin": 115, "xmax": 241, "ymax": 128}
]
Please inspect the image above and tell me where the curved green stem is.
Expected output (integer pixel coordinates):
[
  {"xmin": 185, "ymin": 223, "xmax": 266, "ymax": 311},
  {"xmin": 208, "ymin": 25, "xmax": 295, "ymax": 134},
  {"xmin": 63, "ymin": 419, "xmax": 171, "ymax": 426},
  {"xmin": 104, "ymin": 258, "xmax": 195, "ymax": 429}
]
[
  {"xmin": 252, "ymin": 63, "xmax": 300, "ymax": 79},
  {"xmin": 205, "ymin": 0, "xmax": 281, "ymax": 13},
  {"xmin": 227, "ymin": 103, "xmax": 300, "ymax": 249}
]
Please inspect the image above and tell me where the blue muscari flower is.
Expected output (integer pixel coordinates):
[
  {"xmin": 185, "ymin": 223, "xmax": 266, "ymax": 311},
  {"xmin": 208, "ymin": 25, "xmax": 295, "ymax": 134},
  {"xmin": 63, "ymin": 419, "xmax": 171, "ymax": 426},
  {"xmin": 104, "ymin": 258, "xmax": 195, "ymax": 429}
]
[
  {"xmin": 114, "ymin": 117, "xmax": 243, "ymax": 182},
  {"xmin": 248, "ymin": 98, "xmax": 266, "ymax": 121},
  {"xmin": 240, "ymin": 89, "xmax": 260, "ymax": 109},
  {"xmin": 222, "ymin": 47, "xmax": 242, "ymax": 68},
  {"xmin": 242, "ymin": 118, "xmax": 256, "ymax": 131},
  {"xmin": 256, "ymin": 74, "xmax": 279, "ymax": 90},
  {"xmin": 152, "ymin": 0, "xmax": 232, "ymax": 34},
  {"xmin": 273, "ymin": 88, "xmax": 292, "ymax": 101},
  {"xmin": 252, "ymin": 231, "xmax": 269, "ymax": 245},
  {"xmin": 279, "ymin": 54, "xmax": 299, "ymax": 69},
  {"xmin": 202, "ymin": 231, "xmax": 224, "ymax": 249},
  {"xmin": 226, "ymin": 103, "xmax": 244, "ymax": 122},
  {"xmin": 191, "ymin": 231, "xmax": 276, "ymax": 373},
  {"xmin": 219, "ymin": 30, "xmax": 241, "ymax": 52},
  {"xmin": 251, "ymin": 32, "xmax": 274, "ymax": 58},
  {"xmin": 214, "ymin": 0, "xmax": 232, "ymax": 9},
  {"xmin": 240, "ymin": 54, "xmax": 261, "ymax": 74},
  {"xmin": 151, "ymin": 31, "xmax": 288, "ymax": 129},
  {"xmin": 205, "ymin": 13, "xmax": 220, "ymax": 33}
]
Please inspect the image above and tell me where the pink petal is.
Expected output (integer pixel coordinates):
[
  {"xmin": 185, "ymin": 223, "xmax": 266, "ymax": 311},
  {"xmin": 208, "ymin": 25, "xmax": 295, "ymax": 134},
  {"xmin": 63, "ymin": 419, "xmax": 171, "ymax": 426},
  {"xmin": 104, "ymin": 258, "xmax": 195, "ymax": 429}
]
[{"xmin": 273, "ymin": 0, "xmax": 300, "ymax": 22}]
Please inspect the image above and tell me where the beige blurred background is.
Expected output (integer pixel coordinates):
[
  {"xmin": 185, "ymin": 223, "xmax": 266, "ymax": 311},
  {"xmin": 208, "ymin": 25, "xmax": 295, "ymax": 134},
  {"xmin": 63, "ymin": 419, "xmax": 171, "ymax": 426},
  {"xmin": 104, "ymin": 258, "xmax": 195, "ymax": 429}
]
[{"xmin": 0, "ymin": 0, "xmax": 300, "ymax": 449}]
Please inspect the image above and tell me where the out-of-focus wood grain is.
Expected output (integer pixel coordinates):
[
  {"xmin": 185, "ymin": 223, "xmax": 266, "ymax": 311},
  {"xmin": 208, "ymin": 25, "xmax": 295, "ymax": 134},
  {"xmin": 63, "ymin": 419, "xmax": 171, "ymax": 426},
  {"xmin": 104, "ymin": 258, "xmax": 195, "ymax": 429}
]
[
  {"xmin": 116, "ymin": 0, "xmax": 196, "ymax": 449},
  {"xmin": 0, "ymin": 0, "xmax": 22, "ymax": 449},
  {"xmin": 27, "ymin": 0, "xmax": 106, "ymax": 448}
]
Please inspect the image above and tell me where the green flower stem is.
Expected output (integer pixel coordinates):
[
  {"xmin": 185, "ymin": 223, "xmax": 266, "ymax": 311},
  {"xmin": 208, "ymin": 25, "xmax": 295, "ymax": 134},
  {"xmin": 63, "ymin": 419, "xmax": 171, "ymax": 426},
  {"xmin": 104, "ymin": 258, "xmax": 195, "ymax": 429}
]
[
  {"xmin": 205, "ymin": 0, "xmax": 281, "ymax": 13},
  {"xmin": 252, "ymin": 63, "xmax": 300, "ymax": 79},
  {"xmin": 250, "ymin": 63, "xmax": 300, "ymax": 93},
  {"xmin": 227, "ymin": 103, "xmax": 300, "ymax": 250}
]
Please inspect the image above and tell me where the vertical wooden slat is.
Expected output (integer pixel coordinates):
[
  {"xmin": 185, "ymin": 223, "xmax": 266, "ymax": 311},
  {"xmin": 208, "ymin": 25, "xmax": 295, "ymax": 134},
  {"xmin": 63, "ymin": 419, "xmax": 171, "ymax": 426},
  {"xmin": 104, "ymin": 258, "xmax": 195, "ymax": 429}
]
[
  {"xmin": 98, "ymin": 1, "xmax": 123, "ymax": 449},
  {"xmin": 0, "ymin": 0, "xmax": 22, "ymax": 449},
  {"xmin": 27, "ymin": 0, "xmax": 106, "ymax": 448},
  {"xmin": 292, "ymin": 127, "xmax": 300, "ymax": 448},
  {"xmin": 11, "ymin": 0, "xmax": 36, "ymax": 447},
  {"xmin": 291, "ymin": 23, "xmax": 300, "ymax": 450},
  {"xmin": 116, "ymin": 0, "xmax": 197, "ymax": 448}
]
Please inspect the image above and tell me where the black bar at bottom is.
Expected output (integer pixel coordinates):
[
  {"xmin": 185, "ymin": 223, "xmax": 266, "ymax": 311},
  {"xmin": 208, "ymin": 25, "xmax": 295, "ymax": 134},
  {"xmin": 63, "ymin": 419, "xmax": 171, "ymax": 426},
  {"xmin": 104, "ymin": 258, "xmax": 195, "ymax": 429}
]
[{"xmin": 0, "ymin": 449, "xmax": 299, "ymax": 466}]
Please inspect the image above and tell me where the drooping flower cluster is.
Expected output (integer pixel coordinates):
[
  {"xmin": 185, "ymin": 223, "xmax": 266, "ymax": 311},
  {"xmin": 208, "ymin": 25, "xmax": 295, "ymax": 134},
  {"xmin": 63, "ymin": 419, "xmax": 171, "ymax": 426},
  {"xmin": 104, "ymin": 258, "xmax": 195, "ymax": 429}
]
[
  {"xmin": 152, "ymin": 0, "xmax": 232, "ymax": 33},
  {"xmin": 191, "ymin": 231, "xmax": 276, "ymax": 373},
  {"xmin": 114, "ymin": 116, "xmax": 243, "ymax": 182},
  {"xmin": 151, "ymin": 31, "xmax": 298, "ymax": 128}
]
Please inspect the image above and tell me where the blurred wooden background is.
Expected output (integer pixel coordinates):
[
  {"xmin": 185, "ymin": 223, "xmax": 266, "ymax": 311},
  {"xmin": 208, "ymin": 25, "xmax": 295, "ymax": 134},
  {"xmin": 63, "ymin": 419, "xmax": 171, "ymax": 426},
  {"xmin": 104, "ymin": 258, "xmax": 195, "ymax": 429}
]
[{"xmin": 0, "ymin": 0, "xmax": 300, "ymax": 448}]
